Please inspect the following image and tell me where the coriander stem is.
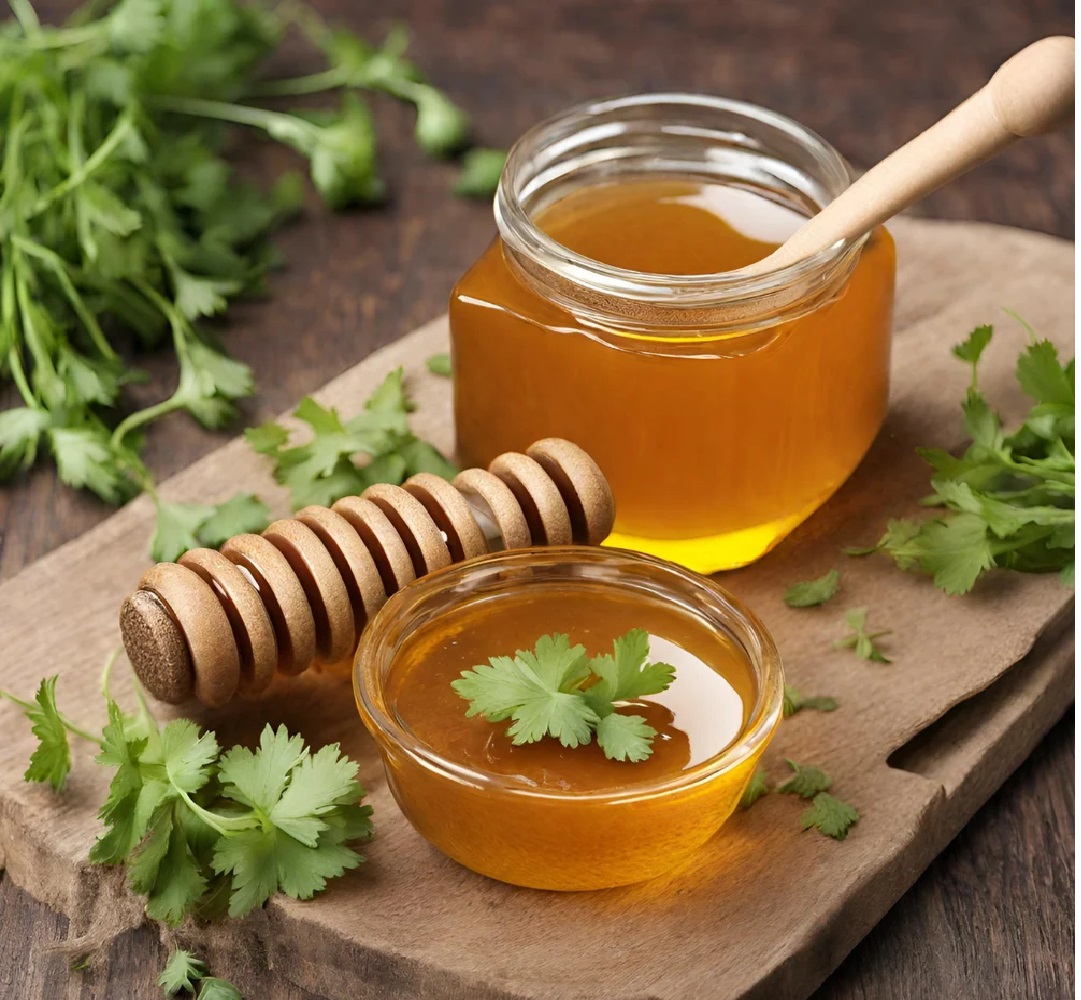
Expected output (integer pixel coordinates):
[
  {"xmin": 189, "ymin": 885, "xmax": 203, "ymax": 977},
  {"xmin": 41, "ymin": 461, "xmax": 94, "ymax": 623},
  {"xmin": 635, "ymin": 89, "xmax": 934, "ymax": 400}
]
[
  {"xmin": 151, "ymin": 95, "xmax": 317, "ymax": 144},
  {"xmin": 28, "ymin": 113, "xmax": 134, "ymax": 218},
  {"xmin": 177, "ymin": 790, "xmax": 257, "ymax": 836},
  {"xmin": 249, "ymin": 68, "xmax": 347, "ymax": 98},
  {"xmin": 110, "ymin": 397, "xmax": 184, "ymax": 451},
  {"xmin": 10, "ymin": 235, "xmax": 118, "ymax": 361},
  {"xmin": 6, "ymin": 348, "xmax": 37, "ymax": 409},
  {"xmin": 0, "ymin": 690, "xmax": 103, "ymax": 747},
  {"xmin": 7, "ymin": 0, "xmax": 41, "ymax": 37},
  {"xmin": 109, "ymin": 281, "xmax": 191, "ymax": 450}
]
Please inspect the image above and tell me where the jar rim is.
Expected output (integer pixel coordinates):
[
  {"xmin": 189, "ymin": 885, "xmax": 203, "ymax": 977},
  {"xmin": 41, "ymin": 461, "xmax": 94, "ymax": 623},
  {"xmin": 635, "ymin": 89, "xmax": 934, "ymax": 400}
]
[
  {"xmin": 493, "ymin": 92, "xmax": 866, "ymax": 323},
  {"xmin": 354, "ymin": 546, "xmax": 785, "ymax": 802}
]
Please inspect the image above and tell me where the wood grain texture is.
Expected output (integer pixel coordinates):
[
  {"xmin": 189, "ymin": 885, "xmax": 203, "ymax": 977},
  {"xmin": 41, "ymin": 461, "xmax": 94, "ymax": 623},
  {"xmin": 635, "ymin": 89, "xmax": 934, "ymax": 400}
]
[{"xmin": 0, "ymin": 0, "xmax": 1074, "ymax": 997}]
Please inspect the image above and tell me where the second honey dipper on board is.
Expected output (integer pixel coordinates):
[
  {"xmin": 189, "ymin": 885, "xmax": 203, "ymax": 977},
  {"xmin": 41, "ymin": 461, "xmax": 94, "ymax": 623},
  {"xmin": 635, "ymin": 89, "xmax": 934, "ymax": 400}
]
[{"xmin": 119, "ymin": 438, "xmax": 615, "ymax": 709}]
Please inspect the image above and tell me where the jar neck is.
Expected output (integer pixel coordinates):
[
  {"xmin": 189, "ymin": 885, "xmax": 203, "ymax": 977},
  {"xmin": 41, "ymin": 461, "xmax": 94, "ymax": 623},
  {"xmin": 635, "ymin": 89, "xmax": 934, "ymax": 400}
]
[{"xmin": 494, "ymin": 94, "xmax": 866, "ymax": 335}]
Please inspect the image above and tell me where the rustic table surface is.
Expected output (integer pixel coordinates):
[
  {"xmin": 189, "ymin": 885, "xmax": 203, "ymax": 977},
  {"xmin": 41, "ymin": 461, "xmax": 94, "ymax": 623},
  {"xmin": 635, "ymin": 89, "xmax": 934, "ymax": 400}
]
[{"xmin": 0, "ymin": 1, "xmax": 1074, "ymax": 998}]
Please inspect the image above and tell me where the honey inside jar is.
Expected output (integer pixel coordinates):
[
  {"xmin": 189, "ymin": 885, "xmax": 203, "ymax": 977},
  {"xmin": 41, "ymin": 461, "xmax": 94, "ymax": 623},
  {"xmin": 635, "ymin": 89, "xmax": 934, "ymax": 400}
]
[
  {"xmin": 355, "ymin": 548, "xmax": 782, "ymax": 892},
  {"xmin": 450, "ymin": 96, "xmax": 896, "ymax": 573}
]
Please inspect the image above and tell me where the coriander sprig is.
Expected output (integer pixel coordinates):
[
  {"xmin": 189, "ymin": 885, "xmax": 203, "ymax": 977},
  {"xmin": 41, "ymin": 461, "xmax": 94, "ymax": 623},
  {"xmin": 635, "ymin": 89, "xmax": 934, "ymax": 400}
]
[
  {"xmin": 0, "ymin": 672, "xmax": 373, "ymax": 926},
  {"xmin": 739, "ymin": 760, "xmax": 860, "ymax": 841},
  {"xmin": 452, "ymin": 629, "xmax": 676, "ymax": 762},
  {"xmin": 835, "ymin": 608, "xmax": 892, "ymax": 663},
  {"xmin": 848, "ymin": 320, "xmax": 1075, "ymax": 593}
]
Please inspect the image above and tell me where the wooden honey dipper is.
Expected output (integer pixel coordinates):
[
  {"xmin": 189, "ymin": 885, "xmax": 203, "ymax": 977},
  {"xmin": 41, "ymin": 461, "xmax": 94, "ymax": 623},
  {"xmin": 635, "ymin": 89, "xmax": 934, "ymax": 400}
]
[{"xmin": 120, "ymin": 438, "xmax": 615, "ymax": 708}]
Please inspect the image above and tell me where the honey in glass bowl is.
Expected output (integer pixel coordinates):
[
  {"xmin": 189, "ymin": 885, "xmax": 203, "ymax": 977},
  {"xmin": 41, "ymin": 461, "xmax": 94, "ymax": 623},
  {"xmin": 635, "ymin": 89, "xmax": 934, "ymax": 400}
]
[
  {"xmin": 449, "ymin": 95, "xmax": 896, "ymax": 573},
  {"xmin": 354, "ymin": 547, "xmax": 783, "ymax": 891}
]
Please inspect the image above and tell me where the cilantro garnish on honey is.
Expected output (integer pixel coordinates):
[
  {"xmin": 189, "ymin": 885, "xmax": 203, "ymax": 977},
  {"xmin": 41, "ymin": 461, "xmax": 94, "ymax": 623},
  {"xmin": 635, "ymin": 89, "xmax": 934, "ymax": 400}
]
[{"xmin": 451, "ymin": 629, "xmax": 676, "ymax": 762}]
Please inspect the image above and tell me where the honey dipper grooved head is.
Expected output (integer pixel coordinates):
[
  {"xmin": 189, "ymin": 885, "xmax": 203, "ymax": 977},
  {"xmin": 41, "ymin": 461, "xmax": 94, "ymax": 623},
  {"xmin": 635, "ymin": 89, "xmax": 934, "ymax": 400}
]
[
  {"xmin": 451, "ymin": 468, "xmax": 531, "ymax": 550},
  {"xmin": 263, "ymin": 519, "xmax": 356, "ymax": 666},
  {"xmin": 137, "ymin": 562, "xmax": 240, "ymax": 708},
  {"xmin": 362, "ymin": 483, "xmax": 453, "ymax": 576},
  {"xmin": 404, "ymin": 473, "xmax": 489, "ymax": 562},
  {"xmin": 488, "ymin": 452, "xmax": 573, "ymax": 546},
  {"xmin": 178, "ymin": 547, "xmax": 277, "ymax": 696},
  {"xmin": 220, "ymin": 533, "xmax": 316, "ymax": 677},
  {"xmin": 526, "ymin": 438, "xmax": 615, "ymax": 545}
]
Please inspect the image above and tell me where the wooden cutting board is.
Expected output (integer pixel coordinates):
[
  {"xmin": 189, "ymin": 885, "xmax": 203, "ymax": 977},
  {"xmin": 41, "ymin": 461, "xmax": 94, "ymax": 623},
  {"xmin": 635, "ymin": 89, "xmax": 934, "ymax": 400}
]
[{"xmin": 0, "ymin": 216, "xmax": 1073, "ymax": 1000}]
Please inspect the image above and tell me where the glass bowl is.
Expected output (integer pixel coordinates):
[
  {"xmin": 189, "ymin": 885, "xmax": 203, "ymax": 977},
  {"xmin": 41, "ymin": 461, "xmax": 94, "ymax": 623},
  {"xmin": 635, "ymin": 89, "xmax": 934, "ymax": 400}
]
[{"xmin": 354, "ymin": 546, "xmax": 784, "ymax": 890}]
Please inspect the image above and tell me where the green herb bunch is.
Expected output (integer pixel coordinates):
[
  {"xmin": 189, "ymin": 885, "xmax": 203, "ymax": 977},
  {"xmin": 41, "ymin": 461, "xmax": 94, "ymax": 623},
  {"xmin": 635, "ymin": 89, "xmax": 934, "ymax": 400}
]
[
  {"xmin": 1, "ymin": 668, "xmax": 373, "ymax": 926},
  {"xmin": 0, "ymin": 0, "xmax": 494, "ymax": 506},
  {"xmin": 851, "ymin": 321, "xmax": 1075, "ymax": 593}
]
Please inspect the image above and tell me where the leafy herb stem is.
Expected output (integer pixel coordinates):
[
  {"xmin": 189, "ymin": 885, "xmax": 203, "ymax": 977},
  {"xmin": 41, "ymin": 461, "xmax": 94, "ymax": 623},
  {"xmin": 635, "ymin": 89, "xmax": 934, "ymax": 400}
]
[
  {"xmin": 28, "ymin": 113, "xmax": 134, "ymax": 218},
  {"xmin": 152, "ymin": 94, "xmax": 321, "ymax": 146},
  {"xmin": 0, "ymin": 690, "xmax": 102, "ymax": 747}
]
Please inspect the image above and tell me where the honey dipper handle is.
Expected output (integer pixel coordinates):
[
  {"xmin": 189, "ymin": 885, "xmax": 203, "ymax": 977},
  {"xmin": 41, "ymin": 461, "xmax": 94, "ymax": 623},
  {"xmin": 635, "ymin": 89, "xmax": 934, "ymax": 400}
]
[{"xmin": 746, "ymin": 36, "xmax": 1075, "ymax": 274}]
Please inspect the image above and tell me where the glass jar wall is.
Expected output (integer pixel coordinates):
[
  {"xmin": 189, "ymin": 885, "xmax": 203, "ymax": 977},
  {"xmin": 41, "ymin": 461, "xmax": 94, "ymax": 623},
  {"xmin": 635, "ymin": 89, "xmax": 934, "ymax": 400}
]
[{"xmin": 450, "ymin": 95, "xmax": 895, "ymax": 572}]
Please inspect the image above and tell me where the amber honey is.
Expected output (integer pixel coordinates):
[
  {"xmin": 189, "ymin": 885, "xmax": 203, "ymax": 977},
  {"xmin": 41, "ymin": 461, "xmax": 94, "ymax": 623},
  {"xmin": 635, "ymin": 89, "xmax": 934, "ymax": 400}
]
[
  {"xmin": 354, "ymin": 547, "xmax": 783, "ymax": 891},
  {"xmin": 450, "ymin": 95, "xmax": 896, "ymax": 572}
]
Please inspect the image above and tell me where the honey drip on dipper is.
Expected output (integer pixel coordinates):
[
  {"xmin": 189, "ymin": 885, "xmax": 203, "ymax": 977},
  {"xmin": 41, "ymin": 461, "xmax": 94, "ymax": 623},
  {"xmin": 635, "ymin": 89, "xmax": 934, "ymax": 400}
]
[{"xmin": 119, "ymin": 439, "xmax": 615, "ymax": 708}]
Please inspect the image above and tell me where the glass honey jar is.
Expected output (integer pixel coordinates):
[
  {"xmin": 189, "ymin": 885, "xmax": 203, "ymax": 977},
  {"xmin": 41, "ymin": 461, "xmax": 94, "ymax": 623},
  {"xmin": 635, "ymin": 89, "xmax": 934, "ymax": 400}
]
[{"xmin": 449, "ymin": 95, "xmax": 895, "ymax": 573}]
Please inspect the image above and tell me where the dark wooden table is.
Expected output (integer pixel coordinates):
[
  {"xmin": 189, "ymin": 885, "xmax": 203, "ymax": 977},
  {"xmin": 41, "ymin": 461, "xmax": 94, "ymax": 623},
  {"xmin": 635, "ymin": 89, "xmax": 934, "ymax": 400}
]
[{"xmin": 0, "ymin": 1, "xmax": 1074, "ymax": 997}]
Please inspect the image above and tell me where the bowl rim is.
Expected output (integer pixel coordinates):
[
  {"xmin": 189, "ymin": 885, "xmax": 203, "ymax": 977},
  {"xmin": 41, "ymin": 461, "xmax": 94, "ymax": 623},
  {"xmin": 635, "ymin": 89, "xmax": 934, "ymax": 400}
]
[{"xmin": 354, "ymin": 545, "xmax": 784, "ymax": 803}]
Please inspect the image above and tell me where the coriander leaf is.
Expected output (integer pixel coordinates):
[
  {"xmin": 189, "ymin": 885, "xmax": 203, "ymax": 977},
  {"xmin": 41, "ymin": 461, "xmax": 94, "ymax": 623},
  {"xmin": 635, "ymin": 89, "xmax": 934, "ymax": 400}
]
[
  {"xmin": 151, "ymin": 499, "xmax": 217, "ymax": 563},
  {"xmin": 783, "ymin": 684, "xmax": 838, "ymax": 717},
  {"xmin": 507, "ymin": 689, "xmax": 598, "ymax": 748},
  {"xmin": 90, "ymin": 699, "xmax": 161, "ymax": 865},
  {"xmin": 453, "ymin": 637, "xmax": 599, "ymax": 745},
  {"xmin": 453, "ymin": 630, "xmax": 674, "ymax": 760},
  {"xmin": 160, "ymin": 719, "xmax": 218, "ymax": 795},
  {"xmin": 454, "ymin": 148, "xmax": 505, "ymax": 198},
  {"xmin": 145, "ymin": 817, "xmax": 208, "ymax": 927},
  {"xmin": 783, "ymin": 569, "xmax": 840, "ymax": 608},
  {"xmin": 595, "ymin": 713, "xmax": 656, "ymax": 763},
  {"xmin": 306, "ymin": 95, "xmax": 385, "ymax": 209},
  {"xmin": 158, "ymin": 947, "xmax": 205, "ymax": 995},
  {"xmin": 128, "ymin": 802, "xmax": 175, "ymax": 895},
  {"xmin": 887, "ymin": 513, "xmax": 996, "ymax": 596},
  {"xmin": 739, "ymin": 767, "xmax": 770, "ymax": 809},
  {"xmin": 412, "ymin": 87, "xmax": 470, "ymax": 156},
  {"xmin": 426, "ymin": 352, "xmax": 452, "ymax": 376},
  {"xmin": 22, "ymin": 676, "xmax": 72, "ymax": 791},
  {"xmin": 776, "ymin": 759, "xmax": 833, "ymax": 798},
  {"xmin": 860, "ymin": 321, "xmax": 1073, "ymax": 593},
  {"xmin": 1061, "ymin": 563, "xmax": 1075, "ymax": 587},
  {"xmin": 49, "ymin": 427, "xmax": 138, "ymax": 504},
  {"xmin": 961, "ymin": 390, "xmax": 1003, "ymax": 451},
  {"xmin": 584, "ymin": 628, "xmax": 675, "ymax": 711},
  {"xmin": 70, "ymin": 954, "xmax": 92, "ymax": 972},
  {"xmin": 217, "ymin": 725, "xmax": 308, "ymax": 812},
  {"xmin": 0, "ymin": 407, "xmax": 51, "ymax": 478},
  {"xmin": 270, "ymin": 743, "xmax": 361, "ymax": 846},
  {"xmin": 835, "ymin": 608, "xmax": 892, "ymax": 663},
  {"xmin": 520, "ymin": 633, "xmax": 592, "ymax": 692},
  {"xmin": 197, "ymin": 979, "xmax": 243, "ymax": 1000},
  {"xmin": 170, "ymin": 267, "xmax": 242, "ymax": 320},
  {"xmin": 1016, "ymin": 340, "xmax": 1073, "ymax": 407},
  {"xmin": 952, "ymin": 324, "xmax": 993, "ymax": 377},
  {"xmin": 213, "ymin": 725, "xmax": 371, "ymax": 916},
  {"xmin": 211, "ymin": 820, "xmax": 363, "ymax": 917},
  {"xmin": 800, "ymin": 792, "xmax": 860, "ymax": 841},
  {"xmin": 195, "ymin": 493, "xmax": 271, "ymax": 547},
  {"xmin": 244, "ymin": 421, "xmax": 290, "ymax": 456}
]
